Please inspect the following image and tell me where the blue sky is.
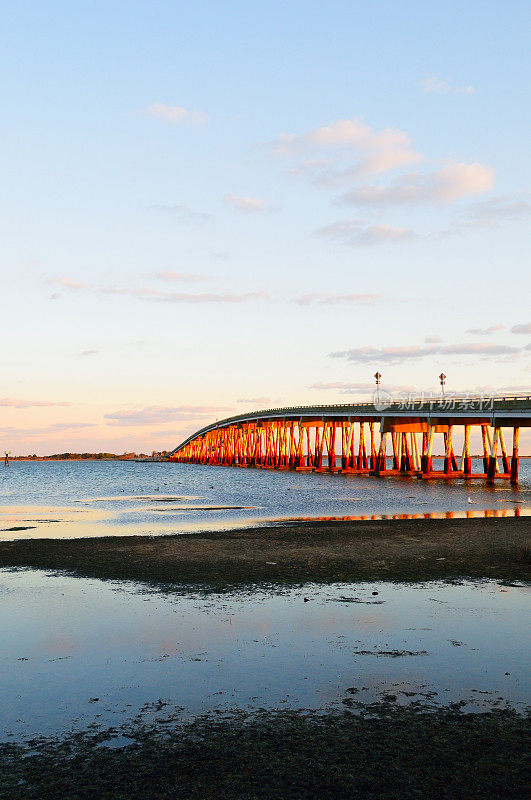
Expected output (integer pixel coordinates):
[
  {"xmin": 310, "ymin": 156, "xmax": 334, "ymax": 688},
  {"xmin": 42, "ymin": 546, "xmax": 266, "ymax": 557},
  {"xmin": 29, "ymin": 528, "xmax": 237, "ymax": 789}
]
[{"xmin": 1, "ymin": 0, "xmax": 530, "ymax": 453}]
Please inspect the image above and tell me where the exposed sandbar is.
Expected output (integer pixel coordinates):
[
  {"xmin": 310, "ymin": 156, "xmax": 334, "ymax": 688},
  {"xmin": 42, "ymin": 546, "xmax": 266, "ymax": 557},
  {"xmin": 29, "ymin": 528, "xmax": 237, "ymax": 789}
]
[{"xmin": 0, "ymin": 516, "xmax": 529, "ymax": 587}]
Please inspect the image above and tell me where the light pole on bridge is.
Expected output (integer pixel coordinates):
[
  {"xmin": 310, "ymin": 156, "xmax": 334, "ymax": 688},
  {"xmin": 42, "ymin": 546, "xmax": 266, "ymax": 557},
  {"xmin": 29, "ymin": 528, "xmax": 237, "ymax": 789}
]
[
  {"xmin": 374, "ymin": 372, "xmax": 382, "ymax": 405},
  {"xmin": 439, "ymin": 373, "xmax": 446, "ymax": 400}
]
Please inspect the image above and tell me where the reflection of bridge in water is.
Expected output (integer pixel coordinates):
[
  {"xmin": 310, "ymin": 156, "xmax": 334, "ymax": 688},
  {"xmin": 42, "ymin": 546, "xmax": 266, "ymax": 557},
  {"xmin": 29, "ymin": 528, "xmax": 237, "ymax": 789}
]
[
  {"xmin": 170, "ymin": 395, "xmax": 531, "ymax": 485},
  {"xmin": 278, "ymin": 509, "xmax": 527, "ymax": 522}
]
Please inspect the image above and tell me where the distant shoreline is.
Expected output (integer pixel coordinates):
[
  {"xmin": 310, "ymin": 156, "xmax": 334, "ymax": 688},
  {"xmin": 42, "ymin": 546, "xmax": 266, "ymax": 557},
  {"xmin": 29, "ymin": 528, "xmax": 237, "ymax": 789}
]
[
  {"xmin": 8, "ymin": 455, "xmax": 170, "ymax": 462},
  {"xmin": 10, "ymin": 457, "xmax": 131, "ymax": 462}
]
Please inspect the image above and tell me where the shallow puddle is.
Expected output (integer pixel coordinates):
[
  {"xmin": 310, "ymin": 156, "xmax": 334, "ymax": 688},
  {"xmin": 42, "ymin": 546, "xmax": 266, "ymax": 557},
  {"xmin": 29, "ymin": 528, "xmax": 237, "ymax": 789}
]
[
  {"xmin": 0, "ymin": 502, "xmax": 528, "ymax": 541},
  {"xmin": 1, "ymin": 569, "xmax": 528, "ymax": 742}
]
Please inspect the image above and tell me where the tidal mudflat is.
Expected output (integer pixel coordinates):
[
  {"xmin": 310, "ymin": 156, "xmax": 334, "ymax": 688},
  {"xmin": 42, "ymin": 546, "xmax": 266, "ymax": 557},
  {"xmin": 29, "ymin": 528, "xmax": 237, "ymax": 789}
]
[
  {"xmin": 1, "ymin": 568, "xmax": 529, "ymax": 798},
  {"xmin": 1, "ymin": 462, "xmax": 529, "ymax": 798},
  {"xmin": 1, "ymin": 515, "xmax": 529, "ymax": 586}
]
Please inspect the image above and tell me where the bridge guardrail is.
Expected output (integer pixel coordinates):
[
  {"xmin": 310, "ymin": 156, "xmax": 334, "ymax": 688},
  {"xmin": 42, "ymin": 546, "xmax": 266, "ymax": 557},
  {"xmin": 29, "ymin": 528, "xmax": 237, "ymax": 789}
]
[{"xmin": 170, "ymin": 394, "xmax": 531, "ymax": 454}]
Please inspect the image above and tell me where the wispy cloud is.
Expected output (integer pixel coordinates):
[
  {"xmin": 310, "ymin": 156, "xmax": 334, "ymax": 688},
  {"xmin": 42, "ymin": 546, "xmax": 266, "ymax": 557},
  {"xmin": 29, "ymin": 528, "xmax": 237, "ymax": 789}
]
[
  {"xmin": 511, "ymin": 322, "xmax": 531, "ymax": 334},
  {"xmin": 237, "ymin": 397, "xmax": 271, "ymax": 404},
  {"xmin": 0, "ymin": 397, "xmax": 70, "ymax": 409},
  {"xmin": 329, "ymin": 342, "xmax": 520, "ymax": 365},
  {"xmin": 46, "ymin": 277, "xmax": 269, "ymax": 304},
  {"xmin": 104, "ymin": 405, "xmax": 233, "ymax": 427},
  {"xmin": 144, "ymin": 103, "xmax": 209, "ymax": 125},
  {"xmin": 267, "ymin": 118, "xmax": 422, "ymax": 182},
  {"xmin": 434, "ymin": 196, "xmax": 531, "ymax": 240},
  {"xmin": 79, "ymin": 349, "xmax": 99, "ymax": 357},
  {"xmin": 47, "ymin": 422, "xmax": 96, "ymax": 430},
  {"xmin": 121, "ymin": 340, "xmax": 152, "ymax": 350},
  {"xmin": 1, "ymin": 422, "xmax": 95, "ymax": 436},
  {"xmin": 309, "ymin": 381, "xmax": 415, "ymax": 395},
  {"xmin": 487, "ymin": 383, "xmax": 531, "ymax": 393},
  {"xmin": 335, "ymin": 163, "xmax": 494, "ymax": 207},
  {"xmin": 466, "ymin": 197, "xmax": 531, "ymax": 227},
  {"xmin": 128, "ymin": 289, "xmax": 269, "ymax": 304},
  {"xmin": 44, "ymin": 276, "xmax": 393, "ymax": 307},
  {"xmin": 466, "ymin": 324, "xmax": 505, "ymax": 335},
  {"xmin": 490, "ymin": 383, "xmax": 531, "ymax": 394},
  {"xmin": 149, "ymin": 204, "xmax": 213, "ymax": 224},
  {"xmin": 150, "ymin": 426, "xmax": 199, "ymax": 438},
  {"xmin": 46, "ymin": 277, "xmax": 92, "ymax": 291},
  {"xmin": 421, "ymin": 77, "xmax": 474, "ymax": 95},
  {"xmin": 425, "ymin": 335, "xmax": 442, "ymax": 343},
  {"xmin": 293, "ymin": 292, "xmax": 381, "ymax": 306},
  {"xmin": 155, "ymin": 270, "xmax": 210, "ymax": 282},
  {"xmin": 317, "ymin": 220, "xmax": 417, "ymax": 246},
  {"xmin": 223, "ymin": 194, "xmax": 275, "ymax": 213}
]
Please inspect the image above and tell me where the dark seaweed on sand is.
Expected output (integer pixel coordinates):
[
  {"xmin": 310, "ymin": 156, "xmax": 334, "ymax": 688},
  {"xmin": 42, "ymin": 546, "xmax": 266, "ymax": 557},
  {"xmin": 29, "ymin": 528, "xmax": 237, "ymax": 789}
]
[{"xmin": 1, "ymin": 704, "xmax": 528, "ymax": 800}]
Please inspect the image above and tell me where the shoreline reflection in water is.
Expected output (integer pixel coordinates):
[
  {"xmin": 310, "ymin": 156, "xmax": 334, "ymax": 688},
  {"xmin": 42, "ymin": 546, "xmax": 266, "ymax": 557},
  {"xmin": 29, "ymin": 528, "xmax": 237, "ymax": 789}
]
[{"xmin": 276, "ymin": 507, "xmax": 527, "ymax": 522}]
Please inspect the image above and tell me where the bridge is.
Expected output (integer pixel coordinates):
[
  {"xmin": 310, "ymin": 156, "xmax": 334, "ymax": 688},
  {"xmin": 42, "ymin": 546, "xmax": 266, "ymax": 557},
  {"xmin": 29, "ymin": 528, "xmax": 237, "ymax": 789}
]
[{"xmin": 170, "ymin": 394, "xmax": 531, "ymax": 485}]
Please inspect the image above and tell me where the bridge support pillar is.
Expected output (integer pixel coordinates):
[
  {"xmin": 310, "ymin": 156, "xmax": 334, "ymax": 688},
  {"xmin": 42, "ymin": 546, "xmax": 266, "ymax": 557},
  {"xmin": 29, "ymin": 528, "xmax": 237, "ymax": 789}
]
[
  {"xmin": 443, "ymin": 427, "xmax": 453, "ymax": 475},
  {"xmin": 369, "ymin": 423, "xmax": 376, "ymax": 470},
  {"xmin": 510, "ymin": 427, "xmax": 519, "ymax": 485},
  {"xmin": 358, "ymin": 422, "xmax": 367, "ymax": 472},
  {"xmin": 421, "ymin": 427, "xmax": 434, "ymax": 477},
  {"xmin": 480, "ymin": 426, "xmax": 489, "ymax": 473},
  {"xmin": 373, "ymin": 432, "xmax": 387, "ymax": 476},
  {"xmin": 462, "ymin": 425, "xmax": 472, "ymax": 476},
  {"xmin": 499, "ymin": 428, "xmax": 510, "ymax": 474},
  {"xmin": 391, "ymin": 432, "xmax": 399, "ymax": 471},
  {"xmin": 486, "ymin": 428, "xmax": 499, "ymax": 486},
  {"xmin": 328, "ymin": 423, "xmax": 337, "ymax": 471},
  {"xmin": 401, "ymin": 432, "xmax": 413, "ymax": 473}
]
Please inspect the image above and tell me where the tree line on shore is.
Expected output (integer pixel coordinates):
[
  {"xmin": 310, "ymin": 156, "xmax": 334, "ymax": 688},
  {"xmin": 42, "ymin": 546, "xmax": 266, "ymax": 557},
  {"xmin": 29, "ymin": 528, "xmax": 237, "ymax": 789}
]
[{"xmin": 9, "ymin": 451, "xmax": 171, "ymax": 461}]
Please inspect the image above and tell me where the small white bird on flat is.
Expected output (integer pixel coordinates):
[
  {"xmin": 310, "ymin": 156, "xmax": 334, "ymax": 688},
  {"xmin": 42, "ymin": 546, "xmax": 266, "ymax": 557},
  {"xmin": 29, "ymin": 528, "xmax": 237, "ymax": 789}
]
[{"xmin": 467, "ymin": 496, "xmax": 475, "ymax": 504}]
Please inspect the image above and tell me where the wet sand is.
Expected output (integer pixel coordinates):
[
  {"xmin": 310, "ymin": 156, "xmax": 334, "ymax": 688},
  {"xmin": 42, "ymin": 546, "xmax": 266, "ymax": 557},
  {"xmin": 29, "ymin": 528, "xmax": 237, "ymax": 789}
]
[
  {"xmin": 1, "ymin": 704, "xmax": 527, "ymax": 800},
  {"xmin": 0, "ymin": 516, "xmax": 529, "ymax": 587},
  {"xmin": 2, "ymin": 517, "xmax": 529, "ymax": 799}
]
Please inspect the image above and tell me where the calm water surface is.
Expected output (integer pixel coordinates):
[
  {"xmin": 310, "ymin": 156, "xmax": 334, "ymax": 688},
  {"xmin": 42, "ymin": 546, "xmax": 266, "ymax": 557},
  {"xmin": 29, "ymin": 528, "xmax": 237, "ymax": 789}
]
[
  {"xmin": 1, "ymin": 463, "xmax": 529, "ymax": 743},
  {"xmin": 0, "ymin": 460, "xmax": 530, "ymax": 539},
  {"xmin": 1, "ymin": 569, "xmax": 529, "ymax": 741}
]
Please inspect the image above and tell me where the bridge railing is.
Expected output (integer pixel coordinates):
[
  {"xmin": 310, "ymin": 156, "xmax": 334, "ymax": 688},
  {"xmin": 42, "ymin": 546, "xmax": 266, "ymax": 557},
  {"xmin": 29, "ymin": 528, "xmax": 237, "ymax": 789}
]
[
  {"xmin": 227, "ymin": 395, "xmax": 530, "ymax": 416},
  {"xmin": 170, "ymin": 393, "xmax": 531, "ymax": 454},
  {"xmin": 190, "ymin": 394, "xmax": 531, "ymax": 426}
]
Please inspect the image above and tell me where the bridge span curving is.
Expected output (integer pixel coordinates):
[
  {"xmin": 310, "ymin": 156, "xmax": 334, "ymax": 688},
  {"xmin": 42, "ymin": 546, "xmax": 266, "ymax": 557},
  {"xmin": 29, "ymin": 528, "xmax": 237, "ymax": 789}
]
[{"xmin": 170, "ymin": 395, "xmax": 531, "ymax": 485}]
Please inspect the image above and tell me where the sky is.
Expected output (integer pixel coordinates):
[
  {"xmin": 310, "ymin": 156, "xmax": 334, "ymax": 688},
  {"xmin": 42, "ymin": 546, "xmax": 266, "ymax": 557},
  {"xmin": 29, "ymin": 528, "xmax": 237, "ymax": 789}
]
[{"xmin": 1, "ymin": 0, "xmax": 530, "ymax": 455}]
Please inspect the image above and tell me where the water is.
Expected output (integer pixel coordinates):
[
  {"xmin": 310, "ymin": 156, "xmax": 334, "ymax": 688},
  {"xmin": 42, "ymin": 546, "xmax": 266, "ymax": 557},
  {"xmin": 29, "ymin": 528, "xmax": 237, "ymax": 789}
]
[
  {"xmin": 0, "ymin": 459, "xmax": 530, "ymax": 540},
  {"xmin": 1, "ymin": 462, "xmax": 528, "ymax": 744},
  {"xmin": 1, "ymin": 569, "xmax": 528, "ymax": 741}
]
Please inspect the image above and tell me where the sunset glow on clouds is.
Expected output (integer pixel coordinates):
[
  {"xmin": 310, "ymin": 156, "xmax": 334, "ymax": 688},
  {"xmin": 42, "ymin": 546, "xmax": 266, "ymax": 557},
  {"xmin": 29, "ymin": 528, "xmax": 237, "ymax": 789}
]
[{"xmin": 1, "ymin": 1, "xmax": 529, "ymax": 454}]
